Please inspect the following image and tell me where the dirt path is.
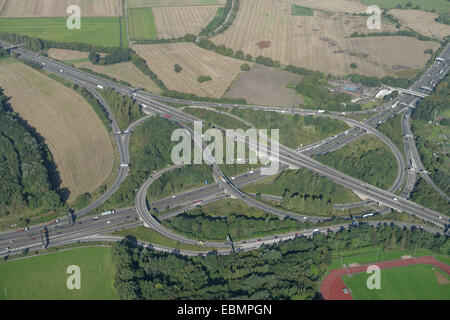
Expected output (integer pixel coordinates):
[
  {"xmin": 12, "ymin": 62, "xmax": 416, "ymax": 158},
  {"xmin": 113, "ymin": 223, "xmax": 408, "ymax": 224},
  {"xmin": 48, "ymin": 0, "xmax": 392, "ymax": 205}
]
[{"xmin": 320, "ymin": 255, "xmax": 450, "ymax": 300}]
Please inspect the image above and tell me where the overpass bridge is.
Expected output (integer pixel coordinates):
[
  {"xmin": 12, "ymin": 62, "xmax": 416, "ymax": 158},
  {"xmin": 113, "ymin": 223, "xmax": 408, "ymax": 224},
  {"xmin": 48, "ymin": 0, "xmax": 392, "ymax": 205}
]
[{"xmin": 392, "ymin": 87, "xmax": 429, "ymax": 98}]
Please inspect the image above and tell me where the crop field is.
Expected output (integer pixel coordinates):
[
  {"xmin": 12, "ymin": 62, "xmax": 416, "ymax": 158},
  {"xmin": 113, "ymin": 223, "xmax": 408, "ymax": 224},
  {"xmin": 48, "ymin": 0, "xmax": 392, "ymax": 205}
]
[
  {"xmin": 0, "ymin": 0, "xmax": 122, "ymax": 17},
  {"xmin": 47, "ymin": 48, "xmax": 90, "ymax": 61},
  {"xmin": 127, "ymin": 7, "xmax": 157, "ymax": 40},
  {"xmin": 290, "ymin": 0, "xmax": 367, "ymax": 13},
  {"xmin": 0, "ymin": 247, "xmax": 117, "ymax": 300},
  {"xmin": 342, "ymin": 264, "xmax": 450, "ymax": 300},
  {"xmin": 211, "ymin": 0, "xmax": 439, "ymax": 77},
  {"xmin": 360, "ymin": 0, "xmax": 450, "ymax": 15},
  {"xmin": 0, "ymin": 60, "xmax": 115, "ymax": 202},
  {"xmin": 389, "ymin": 9, "xmax": 450, "ymax": 40},
  {"xmin": 133, "ymin": 43, "xmax": 244, "ymax": 98},
  {"xmin": 46, "ymin": 48, "xmax": 161, "ymax": 93},
  {"xmin": 127, "ymin": 0, "xmax": 226, "ymax": 8},
  {"xmin": 77, "ymin": 61, "xmax": 162, "ymax": 93},
  {"xmin": 153, "ymin": 5, "xmax": 220, "ymax": 39},
  {"xmin": 225, "ymin": 64, "xmax": 304, "ymax": 107},
  {"xmin": 0, "ymin": 17, "xmax": 123, "ymax": 47}
]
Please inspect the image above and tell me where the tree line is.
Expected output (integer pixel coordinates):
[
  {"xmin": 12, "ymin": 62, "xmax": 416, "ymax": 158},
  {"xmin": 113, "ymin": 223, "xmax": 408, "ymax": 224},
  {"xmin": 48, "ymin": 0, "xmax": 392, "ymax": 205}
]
[{"xmin": 0, "ymin": 88, "xmax": 61, "ymax": 217}]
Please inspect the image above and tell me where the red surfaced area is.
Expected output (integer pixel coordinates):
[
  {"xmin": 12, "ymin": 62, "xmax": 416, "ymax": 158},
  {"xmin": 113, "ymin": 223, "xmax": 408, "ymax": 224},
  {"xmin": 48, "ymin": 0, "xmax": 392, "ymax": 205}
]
[{"xmin": 320, "ymin": 256, "xmax": 450, "ymax": 300}]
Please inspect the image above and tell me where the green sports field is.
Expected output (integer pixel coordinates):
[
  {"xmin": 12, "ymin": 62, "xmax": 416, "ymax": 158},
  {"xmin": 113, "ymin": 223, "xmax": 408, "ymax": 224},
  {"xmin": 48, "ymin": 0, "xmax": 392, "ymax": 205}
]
[
  {"xmin": 0, "ymin": 17, "xmax": 124, "ymax": 47},
  {"xmin": 343, "ymin": 264, "xmax": 450, "ymax": 300},
  {"xmin": 127, "ymin": 8, "xmax": 157, "ymax": 40},
  {"xmin": 0, "ymin": 247, "xmax": 117, "ymax": 300},
  {"xmin": 360, "ymin": 0, "xmax": 450, "ymax": 14}
]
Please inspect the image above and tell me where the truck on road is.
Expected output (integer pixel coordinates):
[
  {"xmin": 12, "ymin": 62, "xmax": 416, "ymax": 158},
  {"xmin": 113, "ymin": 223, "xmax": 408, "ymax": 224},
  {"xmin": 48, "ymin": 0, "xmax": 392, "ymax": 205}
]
[{"xmin": 102, "ymin": 210, "xmax": 115, "ymax": 216}]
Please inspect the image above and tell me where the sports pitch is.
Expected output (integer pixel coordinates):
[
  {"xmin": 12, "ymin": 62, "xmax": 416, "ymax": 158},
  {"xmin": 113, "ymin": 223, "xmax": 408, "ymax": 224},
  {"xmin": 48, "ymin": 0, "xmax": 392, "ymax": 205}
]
[
  {"xmin": 0, "ymin": 247, "xmax": 117, "ymax": 300},
  {"xmin": 342, "ymin": 264, "xmax": 450, "ymax": 300},
  {"xmin": 0, "ymin": 17, "xmax": 124, "ymax": 47}
]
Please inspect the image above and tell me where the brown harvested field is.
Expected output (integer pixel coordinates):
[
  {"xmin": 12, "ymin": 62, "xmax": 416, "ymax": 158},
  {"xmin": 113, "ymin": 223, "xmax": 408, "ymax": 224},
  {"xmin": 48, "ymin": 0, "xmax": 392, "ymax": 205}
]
[
  {"xmin": 290, "ymin": 0, "xmax": 367, "ymax": 14},
  {"xmin": 212, "ymin": 0, "xmax": 439, "ymax": 77},
  {"xmin": 133, "ymin": 43, "xmax": 247, "ymax": 98},
  {"xmin": 153, "ymin": 5, "xmax": 221, "ymax": 39},
  {"xmin": 47, "ymin": 48, "xmax": 89, "ymax": 61},
  {"xmin": 389, "ymin": 9, "xmax": 450, "ymax": 40},
  {"xmin": 47, "ymin": 49, "xmax": 162, "ymax": 93},
  {"xmin": 76, "ymin": 61, "xmax": 162, "ymax": 94},
  {"xmin": 0, "ymin": 60, "xmax": 115, "ymax": 202},
  {"xmin": 127, "ymin": 0, "xmax": 226, "ymax": 8},
  {"xmin": 0, "ymin": 0, "xmax": 122, "ymax": 17},
  {"xmin": 225, "ymin": 64, "xmax": 304, "ymax": 107}
]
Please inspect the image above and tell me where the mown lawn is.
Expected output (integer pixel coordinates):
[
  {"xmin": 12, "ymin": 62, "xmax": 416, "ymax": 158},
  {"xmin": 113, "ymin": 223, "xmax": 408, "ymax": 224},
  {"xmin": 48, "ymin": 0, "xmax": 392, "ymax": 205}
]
[
  {"xmin": 343, "ymin": 264, "xmax": 450, "ymax": 300},
  {"xmin": 0, "ymin": 17, "xmax": 122, "ymax": 47},
  {"xmin": 0, "ymin": 247, "xmax": 117, "ymax": 300}
]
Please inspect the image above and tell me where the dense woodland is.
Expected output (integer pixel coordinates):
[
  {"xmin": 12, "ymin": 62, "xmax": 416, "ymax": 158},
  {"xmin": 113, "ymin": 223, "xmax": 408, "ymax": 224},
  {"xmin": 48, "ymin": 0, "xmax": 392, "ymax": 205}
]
[
  {"xmin": 245, "ymin": 169, "xmax": 358, "ymax": 216},
  {"xmin": 411, "ymin": 75, "xmax": 450, "ymax": 198},
  {"xmin": 164, "ymin": 207, "xmax": 303, "ymax": 241},
  {"xmin": 147, "ymin": 165, "xmax": 213, "ymax": 202},
  {"xmin": 101, "ymin": 88, "xmax": 143, "ymax": 130},
  {"xmin": 99, "ymin": 117, "xmax": 179, "ymax": 210},
  {"xmin": 112, "ymin": 223, "xmax": 449, "ymax": 300},
  {"xmin": 411, "ymin": 177, "xmax": 450, "ymax": 215},
  {"xmin": 314, "ymin": 136, "xmax": 397, "ymax": 190},
  {"xmin": 0, "ymin": 88, "xmax": 61, "ymax": 217}
]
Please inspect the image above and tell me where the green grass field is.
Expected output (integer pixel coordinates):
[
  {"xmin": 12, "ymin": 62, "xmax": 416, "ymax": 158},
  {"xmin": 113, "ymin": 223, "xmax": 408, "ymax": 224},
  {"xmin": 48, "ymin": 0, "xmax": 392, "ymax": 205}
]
[
  {"xmin": 291, "ymin": 4, "xmax": 314, "ymax": 16},
  {"xmin": 0, "ymin": 247, "xmax": 117, "ymax": 300},
  {"xmin": 343, "ymin": 264, "xmax": 450, "ymax": 300},
  {"xmin": 127, "ymin": 8, "xmax": 157, "ymax": 40},
  {"xmin": 360, "ymin": 0, "xmax": 450, "ymax": 14},
  {"xmin": 0, "ymin": 17, "xmax": 123, "ymax": 47}
]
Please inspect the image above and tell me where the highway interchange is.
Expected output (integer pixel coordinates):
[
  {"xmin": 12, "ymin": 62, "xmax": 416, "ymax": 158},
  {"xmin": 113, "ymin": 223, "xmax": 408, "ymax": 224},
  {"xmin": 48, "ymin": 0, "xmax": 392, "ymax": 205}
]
[{"xmin": 0, "ymin": 41, "xmax": 448, "ymax": 257}]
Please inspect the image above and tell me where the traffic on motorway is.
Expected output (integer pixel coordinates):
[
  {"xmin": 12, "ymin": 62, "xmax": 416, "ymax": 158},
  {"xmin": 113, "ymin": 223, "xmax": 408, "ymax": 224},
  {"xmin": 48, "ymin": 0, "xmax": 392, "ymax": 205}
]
[{"xmin": 0, "ymin": 41, "xmax": 448, "ymax": 258}]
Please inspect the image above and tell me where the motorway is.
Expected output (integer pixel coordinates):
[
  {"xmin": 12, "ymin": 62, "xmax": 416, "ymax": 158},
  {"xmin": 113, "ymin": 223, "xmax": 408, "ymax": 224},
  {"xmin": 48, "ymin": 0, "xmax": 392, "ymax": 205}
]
[{"xmin": 0, "ymin": 41, "xmax": 448, "ymax": 257}]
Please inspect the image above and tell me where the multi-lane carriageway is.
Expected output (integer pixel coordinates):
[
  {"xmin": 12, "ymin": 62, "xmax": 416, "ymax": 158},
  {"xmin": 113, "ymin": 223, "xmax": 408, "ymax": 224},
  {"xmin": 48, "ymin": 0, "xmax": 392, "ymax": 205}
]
[{"xmin": 0, "ymin": 41, "xmax": 448, "ymax": 257}]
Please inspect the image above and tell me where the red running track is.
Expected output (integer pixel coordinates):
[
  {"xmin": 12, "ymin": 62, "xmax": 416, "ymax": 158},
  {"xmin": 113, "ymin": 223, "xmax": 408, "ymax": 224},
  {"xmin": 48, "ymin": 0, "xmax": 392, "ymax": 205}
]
[{"xmin": 320, "ymin": 256, "xmax": 450, "ymax": 300}]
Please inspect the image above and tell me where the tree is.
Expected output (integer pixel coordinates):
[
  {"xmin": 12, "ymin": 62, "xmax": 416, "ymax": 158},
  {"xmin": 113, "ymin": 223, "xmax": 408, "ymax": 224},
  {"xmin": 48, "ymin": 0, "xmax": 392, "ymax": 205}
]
[
  {"xmin": 197, "ymin": 75, "xmax": 212, "ymax": 83},
  {"xmin": 234, "ymin": 50, "xmax": 245, "ymax": 60},
  {"xmin": 184, "ymin": 33, "xmax": 196, "ymax": 42},
  {"xmin": 240, "ymin": 63, "xmax": 250, "ymax": 71},
  {"xmin": 174, "ymin": 64, "xmax": 183, "ymax": 73},
  {"xmin": 350, "ymin": 63, "xmax": 358, "ymax": 69},
  {"xmin": 88, "ymin": 51, "xmax": 100, "ymax": 64}
]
